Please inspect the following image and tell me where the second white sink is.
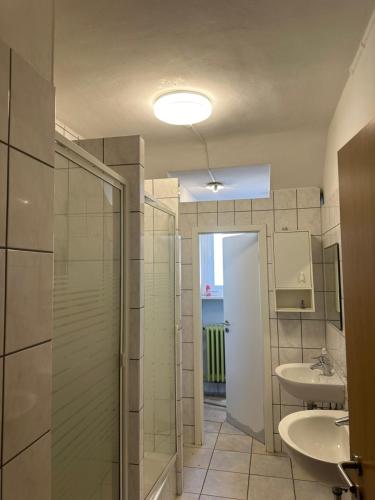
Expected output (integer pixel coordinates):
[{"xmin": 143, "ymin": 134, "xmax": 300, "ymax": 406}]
[
  {"xmin": 275, "ymin": 363, "xmax": 345, "ymax": 403},
  {"xmin": 279, "ymin": 409, "xmax": 349, "ymax": 487}
]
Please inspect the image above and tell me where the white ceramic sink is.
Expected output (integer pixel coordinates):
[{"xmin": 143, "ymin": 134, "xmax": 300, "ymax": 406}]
[
  {"xmin": 275, "ymin": 363, "xmax": 345, "ymax": 403},
  {"xmin": 279, "ymin": 410, "xmax": 350, "ymax": 487}
]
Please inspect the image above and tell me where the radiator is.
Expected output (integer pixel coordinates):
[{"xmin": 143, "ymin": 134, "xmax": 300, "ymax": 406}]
[{"xmin": 204, "ymin": 324, "xmax": 226, "ymax": 383}]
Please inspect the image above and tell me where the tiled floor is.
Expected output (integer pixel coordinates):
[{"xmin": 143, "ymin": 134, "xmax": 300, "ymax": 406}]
[{"xmin": 177, "ymin": 405, "xmax": 349, "ymax": 500}]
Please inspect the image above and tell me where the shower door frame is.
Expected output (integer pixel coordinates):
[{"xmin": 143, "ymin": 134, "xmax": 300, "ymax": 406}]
[
  {"xmin": 54, "ymin": 132, "xmax": 129, "ymax": 500},
  {"xmin": 143, "ymin": 194, "xmax": 178, "ymax": 500},
  {"xmin": 192, "ymin": 224, "xmax": 274, "ymax": 452}
]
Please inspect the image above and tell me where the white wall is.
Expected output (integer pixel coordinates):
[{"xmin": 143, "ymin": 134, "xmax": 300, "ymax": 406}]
[
  {"xmin": 322, "ymin": 9, "xmax": 375, "ymax": 395},
  {"xmin": 323, "ymin": 11, "xmax": 375, "ymax": 197},
  {"xmin": 0, "ymin": 0, "xmax": 54, "ymax": 82},
  {"xmin": 146, "ymin": 127, "xmax": 326, "ymax": 190}
]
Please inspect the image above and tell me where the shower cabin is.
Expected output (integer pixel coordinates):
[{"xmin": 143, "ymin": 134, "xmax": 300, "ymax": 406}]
[{"xmin": 51, "ymin": 133, "xmax": 179, "ymax": 500}]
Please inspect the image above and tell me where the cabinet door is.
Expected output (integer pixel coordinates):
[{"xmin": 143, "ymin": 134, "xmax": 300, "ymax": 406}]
[{"xmin": 274, "ymin": 232, "xmax": 312, "ymax": 288}]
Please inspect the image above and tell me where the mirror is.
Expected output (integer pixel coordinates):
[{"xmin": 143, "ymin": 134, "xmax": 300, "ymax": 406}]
[{"xmin": 323, "ymin": 243, "xmax": 343, "ymax": 331}]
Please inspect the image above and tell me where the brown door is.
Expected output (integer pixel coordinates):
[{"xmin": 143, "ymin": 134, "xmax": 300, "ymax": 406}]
[{"xmin": 338, "ymin": 118, "xmax": 375, "ymax": 498}]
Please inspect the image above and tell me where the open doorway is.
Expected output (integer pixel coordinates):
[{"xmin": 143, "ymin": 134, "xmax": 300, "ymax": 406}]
[{"xmin": 192, "ymin": 225, "xmax": 273, "ymax": 450}]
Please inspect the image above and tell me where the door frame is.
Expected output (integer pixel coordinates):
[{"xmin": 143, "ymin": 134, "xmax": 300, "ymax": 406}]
[{"xmin": 192, "ymin": 224, "xmax": 273, "ymax": 452}]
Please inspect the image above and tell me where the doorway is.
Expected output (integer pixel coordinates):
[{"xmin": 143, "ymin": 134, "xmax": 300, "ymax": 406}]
[{"xmin": 192, "ymin": 224, "xmax": 273, "ymax": 451}]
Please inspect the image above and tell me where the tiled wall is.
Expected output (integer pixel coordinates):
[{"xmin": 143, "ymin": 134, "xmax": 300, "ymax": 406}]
[
  {"xmin": 179, "ymin": 188, "xmax": 327, "ymax": 451},
  {"xmin": 0, "ymin": 39, "xmax": 55, "ymax": 499},
  {"xmin": 322, "ymin": 189, "xmax": 347, "ymax": 395}
]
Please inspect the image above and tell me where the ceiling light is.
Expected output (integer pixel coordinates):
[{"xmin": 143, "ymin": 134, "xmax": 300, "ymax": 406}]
[
  {"xmin": 206, "ymin": 181, "xmax": 224, "ymax": 193},
  {"xmin": 153, "ymin": 91, "xmax": 212, "ymax": 125}
]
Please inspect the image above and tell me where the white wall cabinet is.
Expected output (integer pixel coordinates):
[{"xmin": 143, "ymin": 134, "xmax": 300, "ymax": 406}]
[{"xmin": 273, "ymin": 231, "xmax": 315, "ymax": 312}]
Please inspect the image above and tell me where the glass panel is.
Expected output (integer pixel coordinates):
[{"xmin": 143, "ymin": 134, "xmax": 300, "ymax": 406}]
[
  {"xmin": 52, "ymin": 153, "xmax": 122, "ymax": 500},
  {"xmin": 144, "ymin": 202, "xmax": 176, "ymax": 496}
]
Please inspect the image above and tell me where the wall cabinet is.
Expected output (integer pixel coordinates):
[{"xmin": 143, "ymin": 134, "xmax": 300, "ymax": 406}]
[{"xmin": 273, "ymin": 231, "xmax": 315, "ymax": 312}]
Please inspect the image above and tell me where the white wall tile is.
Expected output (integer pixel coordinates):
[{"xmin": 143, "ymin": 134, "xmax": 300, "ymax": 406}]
[
  {"xmin": 298, "ymin": 208, "xmax": 322, "ymax": 235},
  {"xmin": 8, "ymin": 150, "xmax": 53, "ymax": 251},
  {"xmin": 279, "ymin": 347, "xmax": 302, "ymax": 364},
  {"xmin": 104, "ymin": 135, "xmax": 144, "ymax": 166},
  {"xmin": 182, "ymin": 342, "xmax": 194, "ymax": 370},
  {"xmin": 297, "ymin": 187, "xmax": 321, "ymax": 208},
  {"xmin": 218, "ymin": 211, "xmax": 235, "ymax": 226},
  {"xmin": 301, "ymin": 320, "xmax": 325, "ymax": 348},
  {"xmin": 274, "ymin": 209, "xmax": 297, "ymax": 232},
  {"xmin": 0, "ymin": 41, "xmax": 10, "ymax": 143},
  {"xmin": 0, "ymin": 144, "xmax": 7, "ymax": 246},
  {"xmin": 180, "ymin": 202, "xmax": 197, "ymax": 214},
  {"xmin": 3, "ymin": 343, "xmax": 51, "ymax": 462},
  {"xmin": 218, "ymin": 200, "xmax": 234, "ymax": 212},
  {"xmin": 198, "ymin": 212, "xmax": 217, "ymax": 226},
  {"xmin": 198, "ymin": 201, "xmax": 217, "ymax": 213},
  {"xmin": 234, "ymin": 211, "xmax": 251, "ymax": 225},
  {"xmin": 278, "ymin": 319, "xmax": 302, "ymax": 348},
  {"xmin": 252, "ymin": 210, "xmax": 274, "ymax": 235},
  {"xmin": 252, "ymin": 196, "xmax": 273, "ymax": 211},
  {"xmin": 6, "ymin": 250, "xmax": 52, "ymax": 353},
  {"xmin": 180, "ymin": 213, "xmax": 198, "ymax": 238},
  {"xmin": 234, "ymin": 199, "xmax": 252, "ymax": 211},
  {"xmin": 10, "ymin": 53, "xmax": 54, "ymax": 166},
  {"xmin": 274, "ymin": 189, "xmax": 297, "ymax": 209}
]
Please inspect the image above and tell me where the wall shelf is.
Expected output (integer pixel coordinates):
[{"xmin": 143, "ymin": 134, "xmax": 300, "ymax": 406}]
[{"xmin": 273, "ymin": 231, "xmax": 315, "ymax": 312}]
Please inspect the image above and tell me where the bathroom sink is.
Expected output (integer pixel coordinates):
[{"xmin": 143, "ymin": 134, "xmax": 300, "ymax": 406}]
[
  {"xmin": 279, "ymin": 410, "xmax": 350, "ymax": 487},
  {"xmin": 275, "ymin": 363, "xmax": 345, "ymax": 403}
]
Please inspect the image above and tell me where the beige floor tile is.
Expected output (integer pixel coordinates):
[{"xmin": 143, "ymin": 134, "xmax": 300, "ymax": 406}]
[
  {"xmin": 210, "ymin": 450, "xmax": 250, "ymax": 474},
  {"xmin": 248, "ymin": 475, "xmax": 294, "ymax": 499},
  {"xmin": 183, "ymin": 447, "xmax": 213, "ymax": 468},
  {"xmin": 204, "ymin": 407, "xmax": 226, "ymax": 423},
  {"xmin": 294, "ymin": 480, "xmax": 343, "ymax": 499},
  {"xmin": 291, "ymin": 457, "xmax": 319, "ymax": 481},
  {"xmin": 176, "ymin": 494, "xmax": 199, "ymax": 500},
  {"xmin": 220, "ymin": 422, "xmax": 245, "ymax": 435},
  {"xmin": 204, "ymin": 420, "xmax": 221, "ymax": 433},
  {"xmin": 250, "ymin": 454, "xmax": 292, "ymax": 478},
  {"xmin": 202, "ymin": 432, "xmax": 219, "ymax": 449},
  {"xmin": 201, "ymin": 496, "xmax": 238, "ymax": 500},
  {"xmin": 251, "ymin": 439, "xmax": 266, "ymax": 454},
  {"xmin": 183, "ymin": 467, "xmax": 206, "ymax": 494},
  {"xmin": 216, "ymin": 434, "xmax": 252, "ymax": 453},
  {"xmin": 202, "ymin": 470, "xmax": 249, "ymax": 499}
]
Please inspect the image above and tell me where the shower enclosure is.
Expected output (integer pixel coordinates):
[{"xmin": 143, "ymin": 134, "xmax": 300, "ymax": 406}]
[
  {"xmin": 143, "ymin": 196, "xmax": 177, "ymax": 497},
  {"xmin": 52, "ymin": 134, "xmax": 126, "ymax": 500}
]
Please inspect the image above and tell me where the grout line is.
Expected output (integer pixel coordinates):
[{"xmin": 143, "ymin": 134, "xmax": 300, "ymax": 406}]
[
  {"xmin": 8, "ymin": 144, "xmax": 54, "ymax": 170},
  {"xmin": 1, "ymin": 429, "xmax": 50, "ymax": 467},
  {"xmin": 1, "ymin": 49, "xmax": 12, "ymax": 481}
]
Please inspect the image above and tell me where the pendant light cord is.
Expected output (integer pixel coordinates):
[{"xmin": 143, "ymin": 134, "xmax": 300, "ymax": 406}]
[{"xmin": 189, "ymin": 125, "xmax": 216, "ymax": 182}]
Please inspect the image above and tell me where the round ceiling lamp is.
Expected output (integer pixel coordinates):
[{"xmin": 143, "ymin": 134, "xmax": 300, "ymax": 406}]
[
  {"xmin": 206, "ymin": 181, "xmax": 224, "ymax": 193},
  {"xmin": 153, "ymin": 91, "xmax": 212, "ymax": 125}
]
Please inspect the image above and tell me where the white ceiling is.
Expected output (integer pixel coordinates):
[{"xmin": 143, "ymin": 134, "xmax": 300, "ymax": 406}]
[
  {"xmin": 170, "ymin": 165, "xmax": 270, "ymax": 202},
  {"xmin": 54, "ymin": 0, "xmax": 374, "ymax": 178}
]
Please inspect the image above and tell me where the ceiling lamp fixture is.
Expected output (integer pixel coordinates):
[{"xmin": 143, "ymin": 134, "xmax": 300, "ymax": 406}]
[
  {"xmin": 153, "ymin": 91, "xmax": 212, "ymax": 125},
  {"xmin": 206, "ymin": 181, "xmax": 224, "ymax": 193}
]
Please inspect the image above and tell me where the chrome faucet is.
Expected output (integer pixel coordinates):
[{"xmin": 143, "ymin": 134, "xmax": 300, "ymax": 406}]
[
  {"xmin": 335, "ymin": 415, "xmax": 349, "ymax": 426},
  {"xmin": 310, "ymin": 352, "xmax": 334, "ymax": 376}
]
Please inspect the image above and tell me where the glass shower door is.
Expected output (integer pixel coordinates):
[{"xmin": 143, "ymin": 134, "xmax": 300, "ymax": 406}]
[
  {"xmin": 52, "ymin": 149, "xmax": 123, "ymax": 500},
  {"xmin": 144, "ymin": 200, "xmax": 176, "ymax": 496}
]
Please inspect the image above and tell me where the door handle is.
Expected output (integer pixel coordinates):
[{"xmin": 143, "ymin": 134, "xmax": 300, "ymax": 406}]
[
  {"xmin": 337, "ymin": 455, "xmax": 362, "ymax": 499},
  {"xmin": 224, "ymin": 320, "xmax": 230, "ymax": 333}
]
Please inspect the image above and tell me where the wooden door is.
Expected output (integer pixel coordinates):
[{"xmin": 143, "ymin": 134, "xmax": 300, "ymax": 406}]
[{"xmin": 338, "ymin": 118, "xmax": 375, "ymax": 498}]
